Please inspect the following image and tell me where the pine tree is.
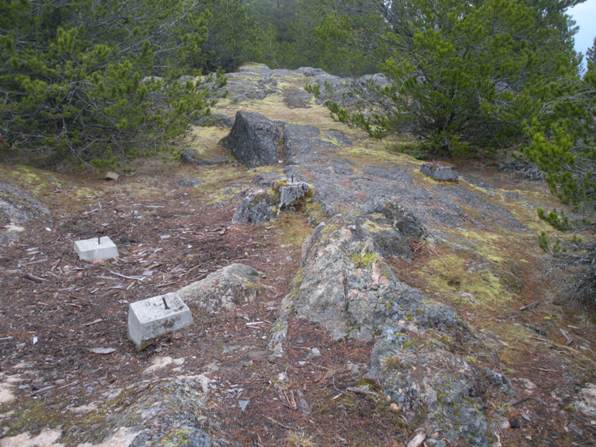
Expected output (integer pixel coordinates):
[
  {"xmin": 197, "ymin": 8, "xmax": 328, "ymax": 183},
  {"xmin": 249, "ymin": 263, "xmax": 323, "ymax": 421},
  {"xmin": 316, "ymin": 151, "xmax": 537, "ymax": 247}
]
[{"xmin": 0, "ymin": 0, "xmax": 215, "ymax": 165}]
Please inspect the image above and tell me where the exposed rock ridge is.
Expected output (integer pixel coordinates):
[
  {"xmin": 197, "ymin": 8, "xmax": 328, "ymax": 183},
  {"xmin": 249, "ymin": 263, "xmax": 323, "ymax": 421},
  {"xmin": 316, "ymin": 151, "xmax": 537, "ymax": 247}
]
[{"xmin": 220, "ymin": 109, "xmax": 511, "ymax": 445}]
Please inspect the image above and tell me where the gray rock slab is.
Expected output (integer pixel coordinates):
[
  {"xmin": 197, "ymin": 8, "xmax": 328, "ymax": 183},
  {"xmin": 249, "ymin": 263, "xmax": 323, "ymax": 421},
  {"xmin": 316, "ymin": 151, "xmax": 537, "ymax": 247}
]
[
  {"xmin": 279, "ymin": 181, "xmax": 311, "ymax": 209},
  {"xmin": 177, "ymin": 263, "xmax": 263, "ymax": 314},
  {"xmin": 232, "ymin": 189, "xmax": 278, "ymax": 224},
  {"xmin": 74, "ymin": 236, "xmax": 119, "ymax": 262},
  {"xmin": 420, "ymin": 163, "xmax": 459, "ymax": 182},
  {"xmin": 128, "ymin": 293, "xmax": 193, "ymax": 350}
]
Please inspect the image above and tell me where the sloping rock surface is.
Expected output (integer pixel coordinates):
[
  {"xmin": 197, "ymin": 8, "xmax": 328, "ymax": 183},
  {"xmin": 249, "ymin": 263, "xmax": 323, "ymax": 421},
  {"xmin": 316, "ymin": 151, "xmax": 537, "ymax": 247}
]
[
  {"xmin": 0, "ymin": 181, "xmax": 50, "ymax": 246},
  {"xmin": 216, "ymin": 68, "xmax": 534, "ymax": 444},
  {"xmin": 178, "ymin": 263, "xmax": 263, "ymax": 313}
]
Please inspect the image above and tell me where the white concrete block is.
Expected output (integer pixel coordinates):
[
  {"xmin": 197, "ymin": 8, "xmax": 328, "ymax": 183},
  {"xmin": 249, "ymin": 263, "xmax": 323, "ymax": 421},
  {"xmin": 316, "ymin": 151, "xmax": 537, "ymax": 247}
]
[
  {"xmin": 128, "ymin": 293, "xmax": 193, "ymax": 350},
  {"xmin": 74, "ymin": 236, "xmax": 119, "ymax": 262}
]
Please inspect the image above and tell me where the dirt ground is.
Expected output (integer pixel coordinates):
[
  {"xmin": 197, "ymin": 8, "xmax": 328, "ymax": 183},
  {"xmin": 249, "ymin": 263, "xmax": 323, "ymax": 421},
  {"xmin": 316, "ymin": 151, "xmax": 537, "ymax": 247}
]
[{"xmin": 0, "ymin": 162, "xmax": 411, "ymax": 446}]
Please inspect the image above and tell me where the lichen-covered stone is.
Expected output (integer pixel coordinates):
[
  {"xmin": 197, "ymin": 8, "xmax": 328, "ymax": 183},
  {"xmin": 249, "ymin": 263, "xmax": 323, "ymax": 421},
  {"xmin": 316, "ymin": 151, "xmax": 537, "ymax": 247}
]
[
  {"xmin": 370, "ymin": 333, "xmax": 490, "ymax": 447},
  {"xmin": 232, "ymin": 189, "xmax": 278, "ymax": 224},
  {"xmin": 269, "ymin": 210, "xmax": 508, "ymax": 446},
  {"xmin": 420, "ymin": 163, "xmax": 459, "ymax": 182},
  {"xmin": 355, "ymin": 203, "xmax": 426, "ymax": 259},
  {"xmin": 178, "ymin": 263, "xmax": 263, "ymax": 314},
  {"xmin": 279, "ymin": 182, "xmax": 311, "ymax": 209}
]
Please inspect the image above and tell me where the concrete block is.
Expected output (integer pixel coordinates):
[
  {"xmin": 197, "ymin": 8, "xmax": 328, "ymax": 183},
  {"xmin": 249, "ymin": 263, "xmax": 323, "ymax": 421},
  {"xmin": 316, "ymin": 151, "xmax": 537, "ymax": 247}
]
[
  {"xmin": 128, "ymin": 293, "xmax": 193, "ymax": 350},
  {"xmin": 74, "ymin": 236, "xmax": 119, "ymax": 262}
]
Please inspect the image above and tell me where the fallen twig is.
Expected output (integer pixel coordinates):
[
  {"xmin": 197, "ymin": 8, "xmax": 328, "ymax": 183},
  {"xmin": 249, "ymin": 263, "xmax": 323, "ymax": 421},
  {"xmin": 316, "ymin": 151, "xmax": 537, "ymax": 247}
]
[
  {"xmin": 83, "ymin": 319, "xmax": 103, "ymax": 327},
  {"xmin": 108, "ymin": 270, "xmax": 145, "ymax": 281},
  {"xmin": 519, "ymin": 301, "xmax": 541, "ymax": 311},
  {"xmin": 346, "ymin": 386, "xmax": 379, "ymax": 397},
  {"xmin": 23, "ymin": 272, "xmax": 46, "ymax": 283},
  {"xmin": 265, "ymin": 416, "xmax": 292, "ymax": 430}
]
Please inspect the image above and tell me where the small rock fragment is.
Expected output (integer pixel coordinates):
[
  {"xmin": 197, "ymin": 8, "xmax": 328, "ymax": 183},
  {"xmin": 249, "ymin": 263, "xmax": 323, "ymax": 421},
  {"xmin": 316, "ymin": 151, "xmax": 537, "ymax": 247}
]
[
  {"xmin": 574, "ymin": 383, "xmax": 596, "ymax": 418},
  {"xmin": 87, "ymin": 347, "xmax": 116, "ymax": 355},
  {"xmin": 407, "ymin": 431, "xmax": 426, "ymax": 447},
  {"xmin": 238, "ymin": 400, "xmax": 250, "ymax": 412},
  {"xmin": 176, "ymin": 178, "xmax": 201, "ymax": 188},
  {"xmin": 104, "ymin": 171, "xmax": 120, "ymax": 181},
  {"xmin": 279, "ymin": 181, "xmax": 311, "ymax": 209}
]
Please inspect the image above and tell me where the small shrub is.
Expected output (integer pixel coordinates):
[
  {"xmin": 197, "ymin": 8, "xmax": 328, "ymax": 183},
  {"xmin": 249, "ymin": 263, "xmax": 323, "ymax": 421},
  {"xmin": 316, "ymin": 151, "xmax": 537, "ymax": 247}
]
[
  {"xmin": 537, "ymin": 208, "xmax": 571, "ymax": 231},
  {"xmin": 351, "ymin": 251, "xmax": 379, "ymax": 268},
  {"xmin": 304, "ymin": 82, "xmax": 320, "ymax": 98}
]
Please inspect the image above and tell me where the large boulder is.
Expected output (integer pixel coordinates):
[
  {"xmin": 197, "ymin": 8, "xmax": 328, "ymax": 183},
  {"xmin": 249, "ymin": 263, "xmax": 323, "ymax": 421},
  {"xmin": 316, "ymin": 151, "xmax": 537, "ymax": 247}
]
[
  {"xmin": 178, "ymin": 263, "xmax": 263, "ymax": 314},
  {"xmin": 221, "ymin": 113, "xmax": 349, "ymax": 168},
  {"xmin": 220, "ymin": 111, "xmax": 284, "ymax": 168}
]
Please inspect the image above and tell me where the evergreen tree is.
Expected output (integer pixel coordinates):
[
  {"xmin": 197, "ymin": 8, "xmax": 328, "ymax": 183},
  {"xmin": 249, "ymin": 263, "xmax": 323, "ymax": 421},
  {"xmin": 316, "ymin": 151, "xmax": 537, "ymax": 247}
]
[{"xmin": 0, "ymin": 0, "xmax": 217, "ymax": 165}]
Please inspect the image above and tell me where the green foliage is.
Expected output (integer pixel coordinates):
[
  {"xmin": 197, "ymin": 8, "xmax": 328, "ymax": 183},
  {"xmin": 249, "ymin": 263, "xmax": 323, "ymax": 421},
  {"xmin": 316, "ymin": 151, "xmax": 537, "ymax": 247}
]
[
  {"xmin": 537, "ymin": 208, "xmax": 571, "ymax": 231},
  {"xmin": 249, "ymin": 0, "xmax": 390, "ymax": 76},
  {"xmin": 304, "ymin": 82, "xmax": 320, "ymax": 98},
  {"xmin": 523, "ymin": 38, "xmax": 595, "ymax": 207},
  {"xmin": 198, "ymin": 0, "xmax": 271, "ymax": 72},
  {"xmin": 327, "ymin": 101, "xmax": 389, "ymax": 139},
  {"xmin": 0, "ymin": 0, "xmax": 221, "ymax": 165},
  {"xmin": 376, "ymin": 0, "xmax": 579, "ymax": 152},
  {"xmin": 351, "ymin": 251, "xmax": 379, "ymax": 269},
  {"xmin": 319, "ymin": 0, "xmax": 593, "ymax": 208},
  {"xmin": 538, "ymin": 232, "xmax": 562, "ymax": 254}
]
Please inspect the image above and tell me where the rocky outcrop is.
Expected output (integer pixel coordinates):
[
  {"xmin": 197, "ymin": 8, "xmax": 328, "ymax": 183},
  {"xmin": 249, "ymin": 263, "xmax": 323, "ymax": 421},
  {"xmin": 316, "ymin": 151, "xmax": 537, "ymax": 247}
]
[
  {"xmin": 354, "ymin": 203, "xmax": 426, "ymax": 259},
  {"xmin": 283, "ymin": 87, "xmax": 312, "ymax": 109},
  {"xmin": 220, "ymin": 111, "xmax": 285, "ymax": 168},
  {"xmin": 178, "ymin": 263, "xmax": 263, "ymax": 313},
  {"xmin": 0, "ymin": 181, "xmax": 51, "ymax": 246},
  {"xmin": 269, "ymin": 208, "xmax": 510, "ymax": 445},
  {"xmin": 371, "ymin": 336, "xmax": 491, "ymax": 447},
  {"xmin": 0, "ymin": 181, "xmax": 50, "ymax": 226},
  {"xmin": 300, "ymin": 66, "xmax": 392, "ymax": 112},
  {"xmin": 101, "ymin": 377, "xmax": 226, "ymax": 446}
]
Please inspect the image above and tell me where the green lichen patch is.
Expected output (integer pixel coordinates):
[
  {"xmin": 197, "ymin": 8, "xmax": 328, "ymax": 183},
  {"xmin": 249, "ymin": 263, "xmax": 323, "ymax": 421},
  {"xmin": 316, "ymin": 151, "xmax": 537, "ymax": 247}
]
[
  {"xmin": 273, "ymin": 212, "xmax": 313, "ymax": 248},
  {"xmin": 412, "ymin": 252, "xmax": 515, "ymax": 313},
  {"xmin": 2, "ymin": 400, "xmax": 63, "ymax": 438}
]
